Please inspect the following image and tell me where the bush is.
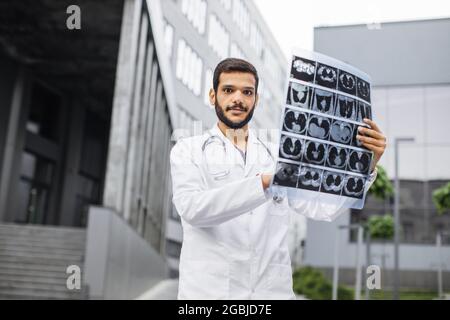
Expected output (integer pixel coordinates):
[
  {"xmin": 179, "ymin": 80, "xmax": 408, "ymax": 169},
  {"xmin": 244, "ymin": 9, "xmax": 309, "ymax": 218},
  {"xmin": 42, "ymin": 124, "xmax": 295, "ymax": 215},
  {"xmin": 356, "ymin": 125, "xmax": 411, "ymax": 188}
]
[
  {"xmin": 366, "ymin": 214, "xmax": 394, "ymax": 240},
  {"xmin": 292, "ymin": 266, "xmax": 353, "ymax": 300}
]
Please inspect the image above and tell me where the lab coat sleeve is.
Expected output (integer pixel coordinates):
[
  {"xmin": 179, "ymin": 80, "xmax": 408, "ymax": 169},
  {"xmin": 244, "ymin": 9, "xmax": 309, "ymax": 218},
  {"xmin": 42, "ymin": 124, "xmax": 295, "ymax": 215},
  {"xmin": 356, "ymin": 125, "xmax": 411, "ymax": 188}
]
[
  {"xmin": 170, "ymin": 139, "xmax": 269, "ymax": 227},
  {"xmin": 282, "ymin": 167, "xmax": 378, "ymax": 222}
]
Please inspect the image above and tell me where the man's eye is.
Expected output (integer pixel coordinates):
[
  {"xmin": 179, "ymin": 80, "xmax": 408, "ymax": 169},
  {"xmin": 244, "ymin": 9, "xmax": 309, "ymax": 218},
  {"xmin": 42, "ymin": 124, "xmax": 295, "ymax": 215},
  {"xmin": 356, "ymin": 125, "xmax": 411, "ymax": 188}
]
[
  {"xmin": 244, "ymin": 90, "xmax": 254, "ymax": 96},
  {"xmin": 224, "ymin": 88, "xmax": 232, "ymax": 93}
]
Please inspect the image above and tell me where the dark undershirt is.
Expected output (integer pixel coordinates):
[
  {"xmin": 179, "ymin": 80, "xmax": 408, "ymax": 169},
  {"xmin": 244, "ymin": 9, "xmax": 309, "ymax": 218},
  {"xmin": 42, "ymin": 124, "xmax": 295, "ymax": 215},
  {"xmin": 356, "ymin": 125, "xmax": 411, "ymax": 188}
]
[{"xmin": 233, "ymin": 144, "xmax": 247, "ymax": 164}]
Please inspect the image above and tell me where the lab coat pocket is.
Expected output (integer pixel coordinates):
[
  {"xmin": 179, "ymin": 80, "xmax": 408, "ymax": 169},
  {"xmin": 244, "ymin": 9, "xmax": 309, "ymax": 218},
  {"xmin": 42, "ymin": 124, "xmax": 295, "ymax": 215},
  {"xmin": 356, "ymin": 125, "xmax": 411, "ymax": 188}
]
[{"xmin": 179, "ymin": 260, "xmax": 230, "ymax": 300}]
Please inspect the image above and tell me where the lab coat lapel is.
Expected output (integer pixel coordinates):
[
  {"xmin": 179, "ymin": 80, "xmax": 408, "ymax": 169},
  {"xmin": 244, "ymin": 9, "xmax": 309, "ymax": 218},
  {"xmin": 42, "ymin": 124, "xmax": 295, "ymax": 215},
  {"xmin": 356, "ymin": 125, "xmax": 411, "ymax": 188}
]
[
  {"xmin": 210, "ymin": 123, "xmax": 245, "ymax": 170},
  {"xmin": 244, "ymin": 127, "xmax": 260, "ymax": 177}
]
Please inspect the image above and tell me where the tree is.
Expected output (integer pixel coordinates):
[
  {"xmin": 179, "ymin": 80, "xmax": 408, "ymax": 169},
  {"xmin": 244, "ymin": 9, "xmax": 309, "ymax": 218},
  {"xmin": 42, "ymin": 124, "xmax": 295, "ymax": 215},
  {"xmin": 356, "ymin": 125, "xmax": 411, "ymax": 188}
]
[
  {"xmin": 366, "ymin": 214, "xmax": 394, "ymax": 240},
  {"xmin": 368, "ymin": 165, "xmax": 394, "ymax": 200},
  {"xmin": 432, "ymin": 182, "xmax": 450, "ymax": 215}
]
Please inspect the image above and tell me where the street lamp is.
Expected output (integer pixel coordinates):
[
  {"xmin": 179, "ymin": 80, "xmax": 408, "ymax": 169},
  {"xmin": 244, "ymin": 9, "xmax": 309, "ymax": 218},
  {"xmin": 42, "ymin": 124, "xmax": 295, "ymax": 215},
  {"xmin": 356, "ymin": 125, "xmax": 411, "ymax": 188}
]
[
  {"xmin": 437, "ymin": 231, "xmax": 450, "ymax": 299},
  {"xmin": 393, "ymin": 137, "xmax": 415, "ymax": 300},
  {"xmin": 332, "ymin": 224, "xmax": 364, "ymax": 300}
]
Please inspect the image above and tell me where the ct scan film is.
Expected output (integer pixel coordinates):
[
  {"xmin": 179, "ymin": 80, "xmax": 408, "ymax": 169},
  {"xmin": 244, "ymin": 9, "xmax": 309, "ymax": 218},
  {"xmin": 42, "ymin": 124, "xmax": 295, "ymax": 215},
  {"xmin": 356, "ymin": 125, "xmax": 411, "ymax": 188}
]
[{"xmin": 273, "ymin": 49, "xmax": 374, "ymax": 209}]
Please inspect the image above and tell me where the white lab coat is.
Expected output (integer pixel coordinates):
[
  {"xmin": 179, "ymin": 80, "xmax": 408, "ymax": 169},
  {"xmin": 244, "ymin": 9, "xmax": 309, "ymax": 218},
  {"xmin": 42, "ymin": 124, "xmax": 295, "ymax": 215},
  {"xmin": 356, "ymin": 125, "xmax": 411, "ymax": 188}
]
[{"xmin": 170, "ymin": 122, "xmax": 377, "ymax": 300}]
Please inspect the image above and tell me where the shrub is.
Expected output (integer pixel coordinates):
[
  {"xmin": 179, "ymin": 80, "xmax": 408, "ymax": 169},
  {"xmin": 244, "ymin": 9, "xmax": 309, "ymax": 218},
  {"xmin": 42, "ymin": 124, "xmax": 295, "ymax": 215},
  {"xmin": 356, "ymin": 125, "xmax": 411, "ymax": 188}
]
[{"xmin": 292, "ymin": 266, "xmax": 353, "ymax": 300}]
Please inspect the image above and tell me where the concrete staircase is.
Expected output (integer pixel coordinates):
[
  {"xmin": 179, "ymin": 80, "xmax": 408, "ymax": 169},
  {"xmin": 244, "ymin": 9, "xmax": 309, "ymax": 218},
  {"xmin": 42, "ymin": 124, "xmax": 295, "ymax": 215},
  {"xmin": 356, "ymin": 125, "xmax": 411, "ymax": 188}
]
[{"xmin": 0, "ymin": 223, "xmax": 89, "ymax": 299}]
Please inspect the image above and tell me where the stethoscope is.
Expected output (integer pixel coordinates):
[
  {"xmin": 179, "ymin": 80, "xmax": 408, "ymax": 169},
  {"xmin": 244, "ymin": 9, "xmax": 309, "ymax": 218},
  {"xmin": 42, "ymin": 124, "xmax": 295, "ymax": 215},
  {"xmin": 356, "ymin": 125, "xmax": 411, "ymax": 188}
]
[{"xmin": 201, "ymin": 130, "xmax": 274, "ymax": 180}]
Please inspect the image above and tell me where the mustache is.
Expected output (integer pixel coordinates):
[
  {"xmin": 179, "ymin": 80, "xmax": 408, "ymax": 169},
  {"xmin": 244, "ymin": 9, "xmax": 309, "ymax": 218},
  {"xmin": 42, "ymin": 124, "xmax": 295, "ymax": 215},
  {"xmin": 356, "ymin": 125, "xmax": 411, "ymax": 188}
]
[{"xmin": 226, "ymin": 104, "xmax": 248, "ymax": 112}]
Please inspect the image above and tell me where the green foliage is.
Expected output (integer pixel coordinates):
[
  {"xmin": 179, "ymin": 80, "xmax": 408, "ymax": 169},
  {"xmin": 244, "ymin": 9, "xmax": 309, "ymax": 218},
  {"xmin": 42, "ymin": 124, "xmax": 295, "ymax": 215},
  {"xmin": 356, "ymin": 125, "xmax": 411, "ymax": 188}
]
[
  {"xmin": 368, "ymin": 165, "xmax": 394, "ymax": 200},
  {"xmin": 432, "ymin": 182, "xmax": 450, "ymax": 215},
  {"xmin": 366, "ymin": 214, "xmax": 394, "ymax": 240},
  {"xmin": 292, "ymin": 266, "xmax": 353, "ymax": 300}
]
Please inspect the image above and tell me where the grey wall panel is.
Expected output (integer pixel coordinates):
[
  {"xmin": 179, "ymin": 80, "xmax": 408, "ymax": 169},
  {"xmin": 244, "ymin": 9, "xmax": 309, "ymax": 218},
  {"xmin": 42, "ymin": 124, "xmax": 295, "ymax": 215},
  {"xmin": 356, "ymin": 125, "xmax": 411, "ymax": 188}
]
[
  {"xmin": 314, "ymin": 18, "xmax": 450, "ymax": 86},
  {"xmin": 84, "ymin": 206, "xmax": 168, "ymax": 299}
]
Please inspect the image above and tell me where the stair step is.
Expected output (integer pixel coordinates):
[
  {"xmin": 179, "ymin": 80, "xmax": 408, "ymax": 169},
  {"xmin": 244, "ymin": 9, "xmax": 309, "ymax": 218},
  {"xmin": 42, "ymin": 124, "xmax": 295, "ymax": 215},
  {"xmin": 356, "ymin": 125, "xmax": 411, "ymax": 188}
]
[
  {"xmin": 0, "ymin": 246, "xmax": 84, "ymax": 259},
  {"xmin": 0, "ymin": 223, "xmax": 88, "ymax": 300},
  {"xmin": 0, "ymin": 249, "xmax": 84, "ymax": 260},
  {"xmin": 0, "ymin": 280, "xmax": 86, "ymax": 293},
  {"xmin": 0, "ymin": 235, "xmax": 85, "ymax": 246},
  {"xmin": 0, "ymin": 255, "xmax": 83, "ymax": 267},
  {"xmin": 0, "ymin": 268, "xmax": 70, "ymax": 279},
  {"xmin": 0, "ymin": 223, "xmax": 86, "ymax": 234},
  {"xmin": 0, "ymin": 274, "xmax": 74, "ymax": 287},
  {"xmin": 0, "ymin": 234, "xmax": 86, "ymax": 242},
  {"xmin": 0, "ymin": 287, "xmax": 86, "ymax": 300},
  {"xmin": 0, "ymin": 261, "xmax": 79, "ymax": 273}
]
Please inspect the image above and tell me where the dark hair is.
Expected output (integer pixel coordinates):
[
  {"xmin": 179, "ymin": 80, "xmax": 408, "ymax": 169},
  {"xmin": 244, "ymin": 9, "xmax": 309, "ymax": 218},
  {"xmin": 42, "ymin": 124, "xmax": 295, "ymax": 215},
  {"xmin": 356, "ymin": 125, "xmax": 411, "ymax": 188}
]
[{"xmin": 213, "ymin": 58, "xmax": 259, "ymax": 94}]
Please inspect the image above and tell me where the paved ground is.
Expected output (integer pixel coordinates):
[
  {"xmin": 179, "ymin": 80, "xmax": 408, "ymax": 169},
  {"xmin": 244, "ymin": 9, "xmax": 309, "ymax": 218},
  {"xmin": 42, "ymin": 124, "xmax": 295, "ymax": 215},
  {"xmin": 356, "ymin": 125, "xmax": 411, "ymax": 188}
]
[
  {"xmin": 136, "ymin": 279, "xmax": 308, "ymax": 300},
  {"xmin": 136, "ymin": 279, "xmax": 179, "ymax": 300}
]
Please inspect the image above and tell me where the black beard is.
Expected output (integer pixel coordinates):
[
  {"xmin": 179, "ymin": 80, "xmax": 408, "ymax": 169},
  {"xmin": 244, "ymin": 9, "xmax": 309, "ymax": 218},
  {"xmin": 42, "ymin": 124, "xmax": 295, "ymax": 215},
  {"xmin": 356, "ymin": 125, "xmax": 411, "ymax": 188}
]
[{"xmin": 214, "ymin": 101, "xmax": 256, "ymax": 129}]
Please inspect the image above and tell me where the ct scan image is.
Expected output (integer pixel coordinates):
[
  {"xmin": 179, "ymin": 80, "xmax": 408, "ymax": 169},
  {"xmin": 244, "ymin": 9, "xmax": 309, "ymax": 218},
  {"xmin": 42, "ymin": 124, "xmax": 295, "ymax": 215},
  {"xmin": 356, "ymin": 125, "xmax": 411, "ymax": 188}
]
[
  {"xmin": 338, "ymin": 70, "xmax": 357, "ymax": 95},
  {"xmin": 347, "ymin": 150, "xmax": 371, "ymax": 175},
  {"xmin": 283, "ymin": 108, "xmax": 309, "ymax": 134},
  {"xmin": 297, "ymin": 166, "xmax": 323, "ymax": 192},
  {"xmin": 329, "ymin": 120, "xmax": 354, "ymax": 144},
  {"xmin": 311, "ymin": 88, "xmax": 335, "ymax": 115},
  {"xmin": 321, "ymin": 171, "xmax": 345, "ymax": 195},
  {"xmin": 303, "ymin": 140, "xmax": 328, "ymax": 166},
  {"xmin": 279, "ymin": 135, "xmax": 304, "ymax": 162},
  {"xmin": 315, "ymin": 62, "xmax": 337, "ymax": 89},
  {"xmin": 357, "ymin": 101, "xmax": 372, "ymax": 122},
  {"xmin": 273, "ymin": 162, "xmax": 299, "ymax": 188},
  {"xmin": 343, "ymin": 175, "xmax": 366, "ymax": 199},
  {"xmin": 357, "ymin": 77, "xmax": 371, "ymax": 103},
  {"xmin": 290, "ymin": 56, "xmax": 316, "ymax": 83},
  {"xmin": 307, "ymin": 115, "xmax": 331, "ymax": 140},
  {"xmin": 286, "ymin": 82, "xmax": 312, "ymax": 108},
  {"xmin": 275, "ymin": 50, "xmax": 373, "ymax": 208},
  {"xmin": 335, "ymin": 95, "xmax": 357, "ymax": 120},
  {"xmin": 326, "ymin": 145, "xmax": 349, "ymax": 170}
]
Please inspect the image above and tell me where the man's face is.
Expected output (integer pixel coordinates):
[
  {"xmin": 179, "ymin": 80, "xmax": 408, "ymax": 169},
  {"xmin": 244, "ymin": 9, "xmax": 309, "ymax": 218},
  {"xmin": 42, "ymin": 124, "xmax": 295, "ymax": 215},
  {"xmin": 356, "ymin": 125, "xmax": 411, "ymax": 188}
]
[{"xmin": 210, "ymin": 72, "xmax": 259, "ymax": 129}]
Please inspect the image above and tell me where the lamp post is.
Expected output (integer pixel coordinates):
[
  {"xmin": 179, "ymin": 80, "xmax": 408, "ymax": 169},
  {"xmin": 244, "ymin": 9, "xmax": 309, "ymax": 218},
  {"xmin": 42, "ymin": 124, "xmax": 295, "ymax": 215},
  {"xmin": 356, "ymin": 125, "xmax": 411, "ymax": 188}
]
[
  {"xmin": 437, "ymin": 231, "xmax": 450, "ymax": 299},
  {"xmin": 332, "ymin": 224, "xmax": 364, "ymax": 300},
  {"xmin": 393, "ymin": 137, "xmax": 415, "ymax": 300}
]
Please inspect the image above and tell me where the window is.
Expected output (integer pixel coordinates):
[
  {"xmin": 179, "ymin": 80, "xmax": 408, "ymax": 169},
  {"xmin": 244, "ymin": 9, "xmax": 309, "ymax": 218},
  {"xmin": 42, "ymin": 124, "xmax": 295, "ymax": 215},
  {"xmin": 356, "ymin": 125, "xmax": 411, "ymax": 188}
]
[
  {"xmin": 176, "ymin": 39, "xmax": 203, "ymax": 96},
  {"xmin": 166, "ymin": 239, "xmax": 182, "ymax": 257},
  {"xmin": 208, "ymin": 14, "xmax": 230, "ymax": 60},
  {"xmin": 230, "ymin": 42, "xmax": 246, "ymax": 60},
  {"xmin": 163, "ymin": 20, "xmax": 174, "ymax": 58},
  {"xmin": 250, "ymin": 22, "xmax": 263, "ymax": 58},
  {"xmin": 181, "ymin": 0, "xmax": 207, "ymax": 35},
  {"xmin": 264, "ymin": 48, "xmax": 284, "ymax": 90},
  {"xmin": 219, "ymin": 0, "xmax": 232, "ymax": 11},
  {"xmin": 203, "ymin": 68, "xmax": 213, "ymax": 108},
  {"xmin": 232, "ymin": 0, "xmax": 250, "ymax": 38}
]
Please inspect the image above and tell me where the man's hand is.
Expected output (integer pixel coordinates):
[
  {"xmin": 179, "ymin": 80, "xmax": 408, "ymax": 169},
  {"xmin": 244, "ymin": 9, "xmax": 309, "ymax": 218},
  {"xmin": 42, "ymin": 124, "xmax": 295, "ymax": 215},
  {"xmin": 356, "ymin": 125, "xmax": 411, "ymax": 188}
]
[
  {"xmin": 357, "ymin": 118, "xmax": 387, "ymax": 172},
  {"xmin": 261, "ymin": 174, "xmax": 273, "ymax": 190}
]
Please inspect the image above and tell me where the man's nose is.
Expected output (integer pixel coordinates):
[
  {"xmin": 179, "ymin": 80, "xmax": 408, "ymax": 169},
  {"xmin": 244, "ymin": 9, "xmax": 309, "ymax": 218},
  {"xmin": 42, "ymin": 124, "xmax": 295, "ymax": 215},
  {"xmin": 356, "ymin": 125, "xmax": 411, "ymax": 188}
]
[{"xmin": 231, "ymin": 91, "xmax": 245, "ymax": 105}]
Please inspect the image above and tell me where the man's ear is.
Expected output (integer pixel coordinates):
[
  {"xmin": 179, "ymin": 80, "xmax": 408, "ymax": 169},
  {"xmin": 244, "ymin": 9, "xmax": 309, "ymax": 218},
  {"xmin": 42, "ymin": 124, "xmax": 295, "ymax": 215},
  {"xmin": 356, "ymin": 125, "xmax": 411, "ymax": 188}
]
[
  {"xmin": 255, "ymin": 93, "xmax": 259, "ymax": 108},
  {"xmin": 209, "ymin": 88, "xmax": 216, "ymax": 106}
]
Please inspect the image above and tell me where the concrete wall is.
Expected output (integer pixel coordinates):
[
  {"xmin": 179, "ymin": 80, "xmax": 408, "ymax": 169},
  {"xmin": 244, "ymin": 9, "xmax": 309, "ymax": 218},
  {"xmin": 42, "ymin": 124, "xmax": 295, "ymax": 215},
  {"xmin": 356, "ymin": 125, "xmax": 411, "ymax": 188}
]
[
  {"xmin": 372, "ymin": 84, "xmax": 450, "ymax": 180},
  {"xmin": 84, "ymin": 206, "xmax": 168, "ymax": 299}
]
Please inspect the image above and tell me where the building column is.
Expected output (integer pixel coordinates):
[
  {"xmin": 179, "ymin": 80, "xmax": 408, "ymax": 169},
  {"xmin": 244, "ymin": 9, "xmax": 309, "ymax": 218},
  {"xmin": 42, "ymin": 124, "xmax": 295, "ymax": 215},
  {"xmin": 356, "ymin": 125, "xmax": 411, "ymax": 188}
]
[{"xmin": 103, "ymin": 0, "xmax": 142, "ymax": 217}]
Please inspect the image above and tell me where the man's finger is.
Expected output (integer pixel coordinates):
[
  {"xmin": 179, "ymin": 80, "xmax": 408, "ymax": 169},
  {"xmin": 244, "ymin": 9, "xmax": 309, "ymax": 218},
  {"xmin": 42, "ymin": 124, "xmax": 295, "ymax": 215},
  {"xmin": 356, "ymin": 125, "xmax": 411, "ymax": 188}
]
[
  {"xmin": 361, "ymin": 141, "xmax": 384, "ymax": 153},
  {"xmin": 357, "ymin": 135, "xmax": 386, "ymax": 148},
  {"xmin": 363, "ymin": 118, "xmax": 382, "ymax": 133},
  {"xmin": 358, "ymin": 126, "xmax": 386, "ymax": 141}
]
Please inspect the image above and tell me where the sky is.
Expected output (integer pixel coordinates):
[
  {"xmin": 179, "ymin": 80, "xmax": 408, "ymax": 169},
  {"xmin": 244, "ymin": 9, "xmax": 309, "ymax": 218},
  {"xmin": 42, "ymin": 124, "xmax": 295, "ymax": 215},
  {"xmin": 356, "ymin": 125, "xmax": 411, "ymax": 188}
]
[{"xmin": 253, "ymin": 0, "xmax": 450, "ymax": 60}]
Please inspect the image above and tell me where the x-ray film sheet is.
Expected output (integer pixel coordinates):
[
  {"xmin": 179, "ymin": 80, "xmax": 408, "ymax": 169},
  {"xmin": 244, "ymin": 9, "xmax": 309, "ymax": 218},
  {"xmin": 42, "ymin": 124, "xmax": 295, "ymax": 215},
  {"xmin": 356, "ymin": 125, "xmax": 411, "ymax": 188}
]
[{"xmin": 271, "ymin": 49, "xmax": 374, "ymax": 210}]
